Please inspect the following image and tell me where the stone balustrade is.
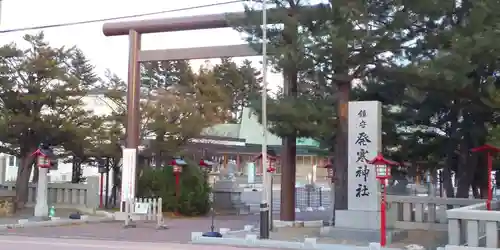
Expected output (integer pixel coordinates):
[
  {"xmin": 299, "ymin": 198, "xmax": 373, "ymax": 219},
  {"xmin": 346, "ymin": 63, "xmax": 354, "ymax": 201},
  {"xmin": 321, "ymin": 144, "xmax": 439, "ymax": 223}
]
[
  {"xmin": 445, "ymin": 200, "xmax": 500, "ymax": 249},
  {"xmin": 0, "ymin": 176, "xmax": 99, "ymax": 209},
  {"xmin": 387, "ymin": 195, "xmax": 485, "ymax": 231}
]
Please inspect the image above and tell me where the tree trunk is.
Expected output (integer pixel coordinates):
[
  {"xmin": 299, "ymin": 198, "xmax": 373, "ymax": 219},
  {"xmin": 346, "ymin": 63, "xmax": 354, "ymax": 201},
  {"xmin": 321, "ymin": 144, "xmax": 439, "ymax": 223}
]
[
  {"xmin": 442, "ymin": 167, "xmax": 454, "ymax": 197},
  {"xmin": 279, "ymin": 66, "xmax": 298, "ymax": 221},
  {"xmin": 16, "ymin": 149, "xmax": 36, "ymax": 209},
  {"xmin": 32, "ymin": 166, "xmax": 39, "ymax": 183},
  {"xmin": 71, "ymin": 160, "xmax": 82, "ymax": 183},
  {"xmin": 443, "ymin": 106, "xmax": 460, "ymax": 198},
  {"xmin": 334, "ymin": 80, "xmax": 350, "ymax": 211}
]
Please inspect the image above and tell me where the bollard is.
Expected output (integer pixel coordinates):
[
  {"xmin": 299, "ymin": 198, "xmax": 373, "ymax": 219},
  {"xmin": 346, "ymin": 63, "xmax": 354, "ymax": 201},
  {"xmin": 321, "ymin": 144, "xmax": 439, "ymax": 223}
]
[
  {"xmin": 318, "ymin": 187, "xmax": 325, "ymax": 211},
  {"xmin": 259, "ymin": 203, "xmax": 270, "ymax": 239},
  {"xmin": 49, "ymin": 206, "xmax": 56, "ymax": 217},
  {"xmin": 123, "ymin": 199, "xmax": 136, "ymax": 228}
]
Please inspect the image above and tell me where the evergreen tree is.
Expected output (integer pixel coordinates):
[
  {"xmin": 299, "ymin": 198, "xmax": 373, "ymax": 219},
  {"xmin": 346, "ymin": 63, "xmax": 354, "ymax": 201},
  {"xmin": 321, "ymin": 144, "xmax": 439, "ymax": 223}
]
[
  {"xmin": 233, "ymin": 0, "xmax": 312, "ymax": 221},
  {"xmin": 368, "ymin": 0, "xmax": 500, "ymax": 197},
  {"xmin": 235, "ymin": 0, "xmax": 403, "ymax": 212},
  {"xmin": 212, "ymin": 58, "xmax": 262, "ymax": 122},
  {"xmin": 0, "ymin": 33, "xmax": 98, "ymax": 207}
]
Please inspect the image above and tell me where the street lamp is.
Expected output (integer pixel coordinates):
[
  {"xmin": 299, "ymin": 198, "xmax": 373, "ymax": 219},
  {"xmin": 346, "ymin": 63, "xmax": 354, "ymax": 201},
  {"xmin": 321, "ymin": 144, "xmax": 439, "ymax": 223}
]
[
  {"xmin": 170, "ymin": 157, "xmax": 187, "ymax": 215},
  {"xmin": 368, "ymin": 153, "xmax": 399, "ymax": 247},
  {"xmin": 471, "ymin": 144, "xmax": 500, "ymax": 210}
]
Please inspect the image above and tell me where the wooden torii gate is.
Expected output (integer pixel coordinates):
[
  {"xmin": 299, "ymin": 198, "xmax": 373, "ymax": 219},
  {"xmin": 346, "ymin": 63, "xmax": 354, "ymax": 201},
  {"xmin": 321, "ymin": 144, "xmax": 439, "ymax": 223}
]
[{"xmin": 101, "ymin": 11, "xmax": 297, "ymax": 221}]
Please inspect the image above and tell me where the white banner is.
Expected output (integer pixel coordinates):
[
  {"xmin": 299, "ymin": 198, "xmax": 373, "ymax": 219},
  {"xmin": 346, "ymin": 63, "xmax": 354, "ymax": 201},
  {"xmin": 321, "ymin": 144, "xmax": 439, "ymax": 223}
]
[{"xmin": 121, "ymin": 148, "xmax": 137, "ymax": 204}]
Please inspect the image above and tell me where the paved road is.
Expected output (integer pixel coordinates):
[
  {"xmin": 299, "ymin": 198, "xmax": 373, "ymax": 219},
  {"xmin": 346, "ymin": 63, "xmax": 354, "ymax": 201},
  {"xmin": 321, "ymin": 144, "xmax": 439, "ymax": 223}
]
[
  {"xmin": 0, "ymin": 235, "xmax": 277, "ymax": 250},
  {"xmin": 0, "ymin": 218, "xmax": 251, "ymax": 243},
  {"xmin": 0, "ymin": 214, "xmax": 331, "ymax": 242}
]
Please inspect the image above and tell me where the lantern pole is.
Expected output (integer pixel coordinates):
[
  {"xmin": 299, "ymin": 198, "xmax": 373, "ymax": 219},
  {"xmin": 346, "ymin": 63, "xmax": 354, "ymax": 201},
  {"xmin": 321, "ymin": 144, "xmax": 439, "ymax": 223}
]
[
  {"xmin": 368, "ymin": 153, "xmax": 398, "ymax": 247},
  {"xmin": 33, "ymin": 145, "xmax": 51, "ymax": 219},
  {"xmin": 488, "ymin": 151, "xmax": 492, "ymax": 210},
  {"xmin": 34, "ymin": 164, "xmax": 50, "ymax": 218},
  {"xmin": 174, "ymin": 166, "xmax": 181, "ymax": 215},
  {"xmin": 471, "ymin": 144, "xmax": 500, "ymax": 211},
  {"xmin": 379, "ymin": 177, "xmax": 387, "ymax": 246}
]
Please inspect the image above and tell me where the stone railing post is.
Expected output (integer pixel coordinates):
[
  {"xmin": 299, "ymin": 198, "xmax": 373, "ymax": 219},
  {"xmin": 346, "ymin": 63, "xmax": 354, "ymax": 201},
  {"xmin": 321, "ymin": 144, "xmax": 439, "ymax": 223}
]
[{"xmin": 85, "ymin": 176, "xmax": 99, "ymax": 209}]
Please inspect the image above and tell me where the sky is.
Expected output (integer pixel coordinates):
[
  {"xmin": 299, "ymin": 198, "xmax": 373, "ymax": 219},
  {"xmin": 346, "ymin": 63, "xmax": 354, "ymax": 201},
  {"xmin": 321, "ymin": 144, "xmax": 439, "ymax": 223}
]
[{"xmin": 0, "ymin": 0, "xmax": 282, "ymax": 92}]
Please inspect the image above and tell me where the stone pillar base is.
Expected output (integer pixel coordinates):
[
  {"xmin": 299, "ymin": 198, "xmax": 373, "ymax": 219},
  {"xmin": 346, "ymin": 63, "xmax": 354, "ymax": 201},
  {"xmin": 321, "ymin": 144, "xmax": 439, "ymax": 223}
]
[{"xmin": 335, "ymin": 210, "xmax": 380, "ymax": 230}]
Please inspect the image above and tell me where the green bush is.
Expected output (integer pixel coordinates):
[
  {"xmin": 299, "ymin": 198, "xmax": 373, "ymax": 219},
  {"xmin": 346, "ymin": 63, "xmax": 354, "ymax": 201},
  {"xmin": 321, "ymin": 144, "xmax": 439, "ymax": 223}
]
[{"xmin": 137, "ymin": 161, "xmax": 211, "ymax": 216}]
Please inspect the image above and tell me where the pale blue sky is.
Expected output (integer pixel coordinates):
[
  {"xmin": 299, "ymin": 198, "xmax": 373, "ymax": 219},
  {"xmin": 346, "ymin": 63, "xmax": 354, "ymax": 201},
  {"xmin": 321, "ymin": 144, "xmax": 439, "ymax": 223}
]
[{"xmin": 0, "ymin": 0, "xmax": 282, "ymax": 92}]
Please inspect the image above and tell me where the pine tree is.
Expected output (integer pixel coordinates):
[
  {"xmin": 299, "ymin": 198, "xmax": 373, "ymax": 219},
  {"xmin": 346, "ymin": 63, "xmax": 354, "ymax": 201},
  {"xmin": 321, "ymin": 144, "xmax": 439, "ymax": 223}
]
[
  {"xmin": 212, "ymin": 58, "xmax": 262, "ymax": 122},
  {"xmin": 0, "ymin": 33, "xmax": 99, "ymax": 207}
]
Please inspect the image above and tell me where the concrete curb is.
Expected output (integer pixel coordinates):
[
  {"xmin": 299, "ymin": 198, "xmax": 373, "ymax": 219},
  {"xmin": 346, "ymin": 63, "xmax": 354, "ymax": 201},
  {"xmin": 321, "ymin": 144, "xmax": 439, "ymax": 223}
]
[
  {"xmin": 219, "ymin": 224, "xmax": 256, "ymax": 235},
  {"xmin": 191, "ymin": 232, "xmax": 402, "ymax": 250},
  {"xmin": 219, "ymin": 220, "xmax": 325, "ymax": 236},
  {"xmin": 273, "ymin": 220, "xmax": 324, "ymax": 228},
  {"xmin": 78, "ymin": 208, "xmax": 115, "ymax": 219}
]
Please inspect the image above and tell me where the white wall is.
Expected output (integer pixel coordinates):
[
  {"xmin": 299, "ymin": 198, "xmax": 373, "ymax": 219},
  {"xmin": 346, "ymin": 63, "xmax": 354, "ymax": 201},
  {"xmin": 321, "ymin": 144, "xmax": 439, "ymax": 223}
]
[
  {"xmin": 81, "ymin": 93, "xmax": 121, "ymax": 116},
  {"xmin": 1, "ymin": 154, "xmax": 110, "ymax": 182}
]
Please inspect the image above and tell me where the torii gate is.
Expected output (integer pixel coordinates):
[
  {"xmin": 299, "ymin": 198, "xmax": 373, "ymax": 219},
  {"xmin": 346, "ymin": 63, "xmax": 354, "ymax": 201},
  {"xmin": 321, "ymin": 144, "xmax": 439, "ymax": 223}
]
[{"xmin": 101, "ymin": 10, "xmax": 298, "ymax": 221}]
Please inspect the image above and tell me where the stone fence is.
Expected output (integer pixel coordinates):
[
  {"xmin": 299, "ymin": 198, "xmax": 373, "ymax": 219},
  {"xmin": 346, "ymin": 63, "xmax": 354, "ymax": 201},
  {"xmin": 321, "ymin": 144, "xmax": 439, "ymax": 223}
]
[
  {"xmin": 387, "ymin": 195, "xmax": 485, "ymax": 231},
  {"xmin": 0, "ymin": 176, "xmax": 99, "ymax": 209},
  {"xmin": 444, "ymin": 200, "xmax": 500, "ymax": 250}
]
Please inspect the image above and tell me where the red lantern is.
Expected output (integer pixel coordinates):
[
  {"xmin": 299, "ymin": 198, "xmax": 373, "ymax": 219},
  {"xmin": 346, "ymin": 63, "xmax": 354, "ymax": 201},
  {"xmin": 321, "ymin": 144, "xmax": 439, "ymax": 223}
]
[
  {"xmin": 171, "ymin": 158, "xmax": 187, "ymax": 174},
  {"xmin": 320, "ymin": 157, "xmax": 335, "ymax": 182},
  {"xmin": 31, "ymin": 148, "xmax": 51, "ymax": 168},
  {"xmin": 367, "ymin": 153, "xmax": 398, "ymax": 181},
  {"xmin": 199, "ymin": 159, "xmax": 215, "ymax": 173},
  {"xmin": 173, "ymin": 165, "xmax": 182, "ymax": 173},
  {"xmin": 170, "ymin": 157, "xmax": 187, "ymax": 215},
  {"xmin": 367, "ymin": 152, "xmax": 399, "ymax": 247}
]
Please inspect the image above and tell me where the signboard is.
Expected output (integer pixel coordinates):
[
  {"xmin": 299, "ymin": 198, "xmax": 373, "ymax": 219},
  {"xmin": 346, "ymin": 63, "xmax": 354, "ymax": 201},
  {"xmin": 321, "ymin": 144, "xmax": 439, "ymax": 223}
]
[
  {"xmin": 134, "ymin": 202, "xmax": 150, "ymax": 215},
  {"xmin": 121, "ymin": 148, "xmax": 137, "ymax": 206},
  {"xmin": 189, "ymin": 138, "xmax": 245, "ymax": 146},
  {"xmin": 247, "ymin": 162, "xmax": 256, "ymax": 184},
  {"xmin": 347, "ymin": 101, "xmax": 382, "ymax": 211}
]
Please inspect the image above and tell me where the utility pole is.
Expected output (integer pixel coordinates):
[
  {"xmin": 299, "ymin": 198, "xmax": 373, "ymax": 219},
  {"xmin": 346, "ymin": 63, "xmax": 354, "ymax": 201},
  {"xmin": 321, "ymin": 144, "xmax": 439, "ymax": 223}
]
[
  {"xmin": 0, "ymin": 0, "xmax": 3, "ymax": 25},
  {"xmin": 259, "ymin": 0, "xmax": 270, "ymax": 239}
]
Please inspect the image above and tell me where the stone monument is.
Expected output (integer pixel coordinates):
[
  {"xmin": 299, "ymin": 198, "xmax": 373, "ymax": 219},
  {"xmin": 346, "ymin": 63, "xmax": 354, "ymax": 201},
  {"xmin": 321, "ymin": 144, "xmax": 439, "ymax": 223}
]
[
  {"xmin": 321, "ymin": 101, "xmax": 406, "ymax": 243},
  {"xmin": 0, "ymin": 189, "xmax": 16, "ymax": 217},
  {"xmin": 212, "ymin": 162, "xmax": 248, "ymax": 214}
]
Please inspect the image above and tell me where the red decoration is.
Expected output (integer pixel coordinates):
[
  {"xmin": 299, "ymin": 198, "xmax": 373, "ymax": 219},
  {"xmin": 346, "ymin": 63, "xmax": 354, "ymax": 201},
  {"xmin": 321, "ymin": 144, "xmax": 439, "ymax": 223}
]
[
  {"xmin": 471, "ymin": 144, "xmax": 500, "ymax": 153},
  {"xmin": 367, "ymin": 153, "xmax": 399, "ymax": 166},
  {"xmin": 253, "ymin": 151, "xmax": 279, "ymax": 175}
]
